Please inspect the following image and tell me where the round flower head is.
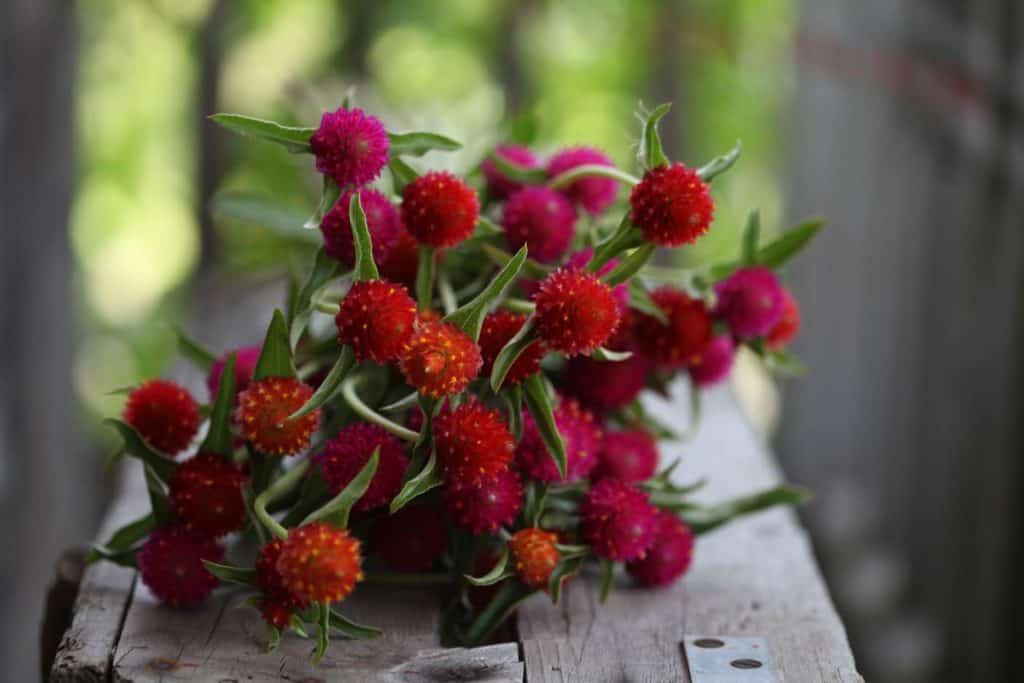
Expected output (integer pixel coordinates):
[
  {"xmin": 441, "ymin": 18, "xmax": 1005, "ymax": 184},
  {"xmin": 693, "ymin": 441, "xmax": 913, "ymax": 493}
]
[
  {"xmin": 767, "ymin": 288, "xmax": 801, "ymax": 349},
  {"xmin": 501, "ymin": 186, "xmax": 576, "ymax": 263},
  {"xmin": 444, "ymin": 468, "xmax": 523, "ymax": 534},
  {"xmin": 634, "ymin": 287, "xmax": 712, "ymax": 368},
  {"xmin": 509, "ymin": 528, "xmax": 561, "ymax": 591},
  {"xmin": 255, "ymin": 539, "xmax": 307, "ymax": 628},
  {"xmin": 434, "ymin": 401, "xmax": 514, "ymax": 487},
  {"xmin": 564, "ymin": 248, "xmax": 628, "ymax": 313},
  {"xmin": 593, "ymin": 429, "xmax": 659, "ymax": 483},
  {"xmin": 580, "ymin": 478, "xmax": 659, "ymax": 561},
  {"xmin": 168, "ymin": 453, "xmax": 248, "ymax": 538},
  {"xmin": 310, "ymin": 107, "xmax": 389, "ymax": 187},
  {"xmin": 516, "ymin": 398, "xmax": 601, "ymax": 483},
  {"xmin": 378, "ymin": 228, "xmax": 420, "ymax": 291},
  {"xmin": 399, "ymin": 321, "xmax": 482, "ymax": 397},
  {"xmin": 206, "ymin": 345, "xmax": 261, "ymax": 401},
  {"xmin": 235, "ymin": 376, "xmax": 319, "ymax": 456},
  {"xmin": 320, "ymin": 188, "xmax": 401, "ymax": 266},
  {"xmin": 123, "ymin": 379, "xmax": 200, "ymax": 455},
  {"xmin": 626, "ymin": 510, "xmax": 694, "ymax": 587},
  {"xmin": 336, "ymin": 279, "xmax": 417, "ymax": 364},
  {"xmin": 563, "ymin": 352, "xmax": 651, "ymax": 413},
  {"xmin": 714, "ymin": 266, "xmax": 785, "ymax": 339},
  {"xmin": 547, "ymin": 146, "xmax": 618, "ymax": 215},
  {"xmin": 689, "ymin": 334, "xmax": 736, "ymax": 387},
  {"xmin": 478, "ymin": 310, "xmax": 545, "ymax": 385},
  {"xmin": 137, "ymin": 525, "xmax": 223, "ymax": 607},
  {"xmin": 401, "ymin": 171, "xmax": 479, "ymax": 248},
  {"xmin": 629, "ymin": 162, "xmax": 714, "ymax": 246},
  {"xmin": 276, "ymin": 522, "xmax": 363, "ymax": 604},
  {"xmin": 316, "ymin": 422, "xmax": 408, "ymax": 511},
  {"xmin": 533, "ymin": 267, "xmax": 621, "ymax": 356},
  {"xmin": 483, "ymin": 144, "xmax": 542, "ymax": 200},
  {"xmin": 371, "ymin": 505, "xmax": 447, "ymax": 572}
]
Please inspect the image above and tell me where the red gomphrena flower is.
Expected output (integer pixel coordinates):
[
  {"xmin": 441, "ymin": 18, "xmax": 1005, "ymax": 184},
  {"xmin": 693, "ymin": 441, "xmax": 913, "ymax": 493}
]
[
  {"xmin": 767, "ymin": 288, "xmax": 801, "ymax": 349},
  {"xmin": 633, "ymin": 287, "xmax": 712, "ymax": 368},
  {"xmin": 320, "ymin": 188, "xmax": 401, "ymax": 266},
  {"xmin": 123, "ymin": 379, "xmax": 200, "ymax": 455},
  {"xmin": 399, "ymin": 321, "xmax": 482, "ymax": 398},
  {"xmin": 689, "ymin": 334, "xmax": 736, "ymax": 388},
  {"xmin": 168, "ymin": 453, "xmax": 248, "ymax": 538},
  {"xmin": 713, "ymin": 266, "xmax": 785, "ymax": 339},
  {"xmin": 483, "ymin": 144, "xmax": 542, "ymax": 200},
  {"xmin": 370, "ymin": 505, "xmax": 448, "ymax": 572},
  {"xmin": 434, "ymin": 401, "xmax": 514, "ymax": 487},
  {"xmin": 378, "ymin": 229, "xmax": 420, "ymax": 291},
  {"xmin": 336, "ymin": 279, "xmax": 417, "ymax": 364},
  {"xmin": 509, "ymin": 528, "xmax": 561, "ymax": 591},
  {"xmin": 564, "ymin": 248, "xmax": 628, "ymax": 313},
  {"xmin": 626, "ymin": 510, "xmax": 695, "ymax": 587},
  {"xmin": 502, "ymin": 186, "xmax": 576, "ymax": 264},
  {"xmin": 593, "ymin": 429, "xmax": 659, "ymax": 483},
  {"xmin": 137, "ymin": 525, "xmax": 223, "ymax": 607},
  {"xmin": 629, "ymin": 162, "xmax": 714, "ymax": 247},
  {"xmin": 547, "ymin": 146, "xmax": 618, "ymax": 216},
  {"xmin": 276, "ymin": 522, "xmax": 364, "ymax": 604},
  {"xmin": 478, "ymin": 310, "xmax": 545, "ymax": 385},
  {"xmin": 580, "ymin": 478, "xmax": 659, "ymax": 561},
  {"xmin": 235, "ymin": 377, "xmax": 319, "ymax": 456},
  {"xmin": 401, "ymin": 171, "xmax": 479, "ymax": 248},
  {"xmin": 315, "ymin": 422, "xmax": 408, "ymax": 512},
  {"xmin": 255, "ymin": 539, "xmax": 307, "ymax": 628},
  {"xmin": 516, "ymin": 398, "xmax": 601, "ymax": 483},
  {"xmin": 533, "ymin": 267, "xmax": 620, "ymax": 357},
  {"xmin": 444, "ymin": 468, "xmax": 524, "ymax": 534},
  {"xmin": 310, "ymin": 107, "xmax": 389, "ymax": 188},
  {"xmin": 562, "ymin": 352, "xmax": 651, "ymax": 414},
  {"xmin": 206, "ymin": 345, "xmax": 261, "ymax": 401}
]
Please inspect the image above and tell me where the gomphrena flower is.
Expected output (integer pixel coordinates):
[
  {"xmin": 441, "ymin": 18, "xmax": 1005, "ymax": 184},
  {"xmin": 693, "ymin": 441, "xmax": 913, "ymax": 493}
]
[
  {"xmin": 478, "ymin": 310, "xmax": 545, "ymax": 385},
  {"xmin": 320, "ymin": 188, "xmax": 401, "ymax": 266},
  {"xmin": 516, "ymin": 398, "xmax": 601, "ymax": 483},
  {"xmin": 502, "ymin": 186, "xmax": 576, "ymax": 264},
  {"xmin": 547, "ymin": 146, "xmax": 618, "ymax": 216},
  {"xmin": 593, "ymin": 429, "xmax": 659, "ymax": 483},
  {"xmin": 689, "ymin": 334, "xmax": 736, "ymax": 387},
  {"xmin": 767, "ymin": 288, "xmax": 801, "ymax": 349},
  {"xmin": 401, "ymin": 171, "xmax": 479, "ymax": 248},
  {"xmin": 444, "ymin": 468, "xmax": 524, "ymax": 534},
  {"xmin": 564, "ymin": 248, "xmax": 628, "ymax": 313},
  {"xmin": 713, "ymin": 266, "xmax": 785, "ymax": 339},
  {"xmin": 633, "ymin": 287, "xmax": 712, "ymax": 368},
  {"xmin": 168, "ymin": 453, "xmax": 248, "ymax": 538},
  {"xmin": 533, "ymin": 267, "xmax": 621, "ymax": 357},
  {"xmin": 434, "ymin": 401, "xmax": 514, "ymax": 487},
  {"xmin": 379, "ymin": 228, "xmax": 420, "ymax": 291},
  {"xmin": 399, "ymin": 321, "xmax": 482, "ymax": 397},
  {"xmin": 563, "ymin": 352, "xmax": 651, "ymax": 413},
  {"xmin": 255, "ymin": 539, "xmax": 308, "ymax": 629},
  {"xmin": 509, "ymin": 528, "xmax": 561, "ymax": 591},
  {"xmin": 371, "ymin": 505, "xmax": 448, "ymax": 572},
  {"xmin": 123, "ymin": 379, "xmax": 200, "ymax": 455},
  {"xmin": 336, "ymin": 279, "xmax": 417, "ymax": 364},
  {"xmin": 137, "ymin": 525, "xmax": 223, "ymax": 607},
  {"xmin": 629, "ymin": 162, "xmax": 714, "ymax": 247},
  {"xmin": 310, "ymin": 107, "xmax": 389, "ymax": 188},
  {"xmin": 276, "ymin": 522, "xmax": 364, "ymax": 604},
  {"xmin": 206, "ymin": 345, "xmax": 261, "ymax": 400},
  {"xmin": 626, "ymin": 510, "xmax": 694, "ymax": 587},
  {"xmin": 316, "ymin": 422, "xmax": 408, "ymax": 511},
  {"xmin": 235, "ymin": 377, "xmax": 319, "ymax": 456},
  {"xmin": 580, "ymin": 478, "xmax": 659, "ymax": 561},
  {"xmin": 482, "ymin": 144, "xmax": 542, "ymax": 200}
]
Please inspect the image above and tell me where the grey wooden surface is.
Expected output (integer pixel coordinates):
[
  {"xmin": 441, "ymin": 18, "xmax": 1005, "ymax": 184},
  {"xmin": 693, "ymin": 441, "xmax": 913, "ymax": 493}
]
[{"xmin": 50, "ymin": 385, "xmax": 859, "ymax": 682}]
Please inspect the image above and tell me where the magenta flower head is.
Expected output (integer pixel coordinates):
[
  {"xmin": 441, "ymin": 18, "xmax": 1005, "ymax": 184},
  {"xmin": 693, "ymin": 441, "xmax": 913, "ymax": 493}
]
[
  {"xmin": 310, "ymin": 107, "xmax": 389, "ymax": 188},
  {"xmin": 547, "ymin": 146, "xmax": 618, "ymax": 216},
  {"xmin": 320, "ymin": 188, "xmax": 401, "ymax": 266},
  {"xmin": 714, "ymin": 266, "xmax": 785, "ymax": 339},
  {"xmin": 502, "ymin": 186, "xmax": 576, "ymax": 263},
  {"xmin": 563, "ymin": 352, "xmax": 651, "ymax": 413},
  {"xmin": 689, "ymin": 334, "xmax": 736, "ymax": 387},
  {"xmin": 483, "ymin": 144, "xmax": 541, "ymax": 200},
  {"xmin": 206, "ymin": 345, "xmax": 261, "ymax": 400}
]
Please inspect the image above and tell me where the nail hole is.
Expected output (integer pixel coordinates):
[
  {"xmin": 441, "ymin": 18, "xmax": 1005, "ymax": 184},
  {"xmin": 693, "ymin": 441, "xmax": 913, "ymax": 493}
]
[
  {"xmin": 694, "ymin": 638, "xmax": 725, "ymax": 648},
  {"xmin": 731, "ymin": 658, "xmax": 763, "ymax": 669}
]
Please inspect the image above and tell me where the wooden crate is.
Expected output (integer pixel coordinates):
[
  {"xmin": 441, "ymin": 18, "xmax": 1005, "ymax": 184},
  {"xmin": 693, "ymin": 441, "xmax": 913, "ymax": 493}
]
[{"xmin": 49, "ymin": 386, "xmax": 861, "ymax": 682}]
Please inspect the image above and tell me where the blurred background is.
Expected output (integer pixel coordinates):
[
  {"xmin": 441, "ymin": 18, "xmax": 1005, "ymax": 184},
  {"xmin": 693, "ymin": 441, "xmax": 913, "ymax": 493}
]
[{"xmin": 3, "ymin": 0, "xmax": 1023, "ymax": 681}]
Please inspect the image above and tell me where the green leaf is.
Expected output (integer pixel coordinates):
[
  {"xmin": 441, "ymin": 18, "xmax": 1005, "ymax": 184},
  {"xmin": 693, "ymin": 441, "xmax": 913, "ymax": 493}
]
[
  {"xmin": 588, "ymin": 215, "xmax": 642, "ymax": 273},
  {"xmin": 314, "ymin": 602, "xmax": 330, "ymax": 664},
  {"xmin": 381, "ymin": 391, "xmax": 419, "ymax": 413},
  {"xmin": 304, "ymin": 176, "xmax": 342, "ymax": 230},
  {"xmin": 463, "ymin": 581, "xmax": 534, "ymax": 646},
  {"xmin": 444, "ymin": 245, "xmax": 527, "ymax": 340},
  {"xmin": 389, "ymin": 157, "xmax": 419, "ymax": 192},
  {"xmin": 390, "ymin": 451, "xmax": 443, "ymax": 513},
  {"xmin": 288, "ymin": 247, "xmax": 342, "ymax": 347},
  {"xmin": 755, "ymin": 218, "xmax": 824, "ymax": 269},
  {"xmin": 209, "ymin": 113, "xmax": 314, "ymax": 153},
  {"xmin": 289, "ymin": 345, "xmax": 355, "ymax": 419},
  {"xmin": 500, "ymin": 385, "xmax": 524, "ymax": 442},
  {"xmin": 598, "ymin": 558, "xmax": 615, "ymax": 603},
  {"xmin": 490, "ymin": 319, "xmax": 538, "ymax": 391},
  {"xmin": 523, "ymin": 481, "xmax": 547, "ymax": 527},
  {"xmin": 302, "ymin": 449, "xmax": 379, "ymax": 528},
  {"xmin": 696, "ymin": 140, "xmax": 742, "ymax": 182},
  {"xmin": 172, "ymin": 326, "xmax": 217, "ymax": 371},
  {"xmin": 202, "ymin": 561, "xmax": 258, "ymax": 587},
  {"xmin": 488, "ymin": 150, "xmax": 547, "ymax": 184},
  {"xmin": 349, "ymin": 193, "xmax": 380, "ymax": 281},
  {"xmin": 253, "ymin": 309, "xmax": 296, "ymax": 381},
  {"xmin": 211, "ymin": 194, "xmax": 317, "ymax": 244},
  {"xmin": 549, "ymin": 555, "xmax": 584, "ymax": 605},
  {"xmin": 104, "ymin": 419, "xmax": 176, "ymax": 482},
  {"xmin": 289, "ymin": 613, "xmax": 310, "ymax": 639},
  {"xmin": 741, "ymin": 210, "xmax": 761, "ymax": 266},
  {"xmin": 387, "ymin": 131, "xmax": 462, "ymax": 157},
  {"xmin": 638, "ymin": 102, "xmax": 672, "ymax": 170},
  {"xmin": 475, "ymin": 216, "xmax": 503, "ymax": 237},
  {"xmin": 464, "ymin": 547, "xmax": 512, "ymax": 586},
  {"xmin": 144, "ymin": 465, "xmax": 173, "ymax": 525},
  {"xmin": 329, "ymin": 609, "xmax": 383, "ymax": 640},
  {"xmin": 480, "ymin": 243, "xmax": 550, "ymax": 279},
  {"xmin": 681, "ymin": 485, "xmax": 812, "ymax": 535},
  {"xmin": 628, "ymin": 280, "xmax": 668, "ymax": 324},
  {"xmin": 415, "ymin": 246, "xmax": 436, "ymax": 309},
  {"xmin": 200, "ymin": 352, "xmax": 236, "ymax": 455},
  {"xmin": 86, "ymin": 514, "xmax": 155, "ymax": 564},
  {"xmin": 602, "ymin": 243, "xmax": 655, "ymax": 286},
  {"xmin": 522, "ymin": 374, "xmax": 567, "ymax": 479},
  {"xmin": 764, "ymin": 349, "xmax": 807, "ymax": 376},
  {"xmin": 591, "ymin": 347, "xmax": 633, "ymax": 362}
]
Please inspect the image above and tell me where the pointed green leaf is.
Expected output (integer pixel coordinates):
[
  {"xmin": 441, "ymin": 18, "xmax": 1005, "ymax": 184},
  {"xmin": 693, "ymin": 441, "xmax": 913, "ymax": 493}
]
[
  {"xmin": 465, "ymin": 547, "xmax": 512, "ymax": 586},
  {"xmin": 598, "ymin": 558, "xmax": 615, "ymax": 603},
  {"xmin": 415, "ymin": 245, "xmax": 436, "ymax": 309},
  {"xmin": 210, "ymin": 113, "xmax": 314, "ymax": 153},
  {"xmin": 764, "ymin": 349, "xmax": 807, "ymax": 376},
  {"xmin": 329, "ymin": 609, "xmax": 383, "ymax": 639},
  {"xmin": 201, "ymin": 352, "xmax": 236, "ymax": 455},
  {"xmin": 697, "ymin": 140, "xmax": 742, "ymax": 182},
  {"xmin": 602, "ymin": 243, "xmax": 655, "ymax": 286},
  {"xmin": 390, "ymin": 451, "xmax": 443, "ymax": 513},
  {"xmin": 304, "ymin": 176, "xmax": 342, "ymax": 230},
  {"xmin": 475, "ymin": 216, "xmax": 503, "ymax": 237},
  {"xmin": 145, "ymin": 465, "xmax": 173, "ymax": 525},
  {"xmin": 756, "ymin": 218, "xmax": 824, "ymax": 269},
  {"xmin": 104, "ymin": 419, "xmax": 177, "ymax": 482},
  {"xmin": 681, "ymin": 485, "xmax": 811, "ymax": 535},
  {"xmin": 638, "ymin": 102, "xmax": 672, "ymax": 170},
  {"xmin": 522, "ymin": 374, "xmax": 566, "ymax": 479},
  {"xmin": 549, "ymin": 555, "xmax": 584, "ymax": 605},
  {"xmin": 253, "ymin": 310, "xmax": 296, "ymax": 381},
  {"xmin": 523, "ymin": 481, "xmax": 547, "ymax": 527},
  {"xmin": 289, "ymin": 613, "xmax": 310, "ymax": 639},
  {"xmin": 588, "ymin": 215, "xmax": 642, "ymax": 273},
  {"xmin": 591, "ymin": 347, "xmax": 633, "ymax": 362},
  {"xmin": 387, "ymin": 131, "xmax": 462, "ymax": 157},
  {"xmin": 86, "ymin": 514, "xmax": 155, "ymax": 564},
  {"xmin": 389, "ymin": 157, "xmax": 419, "ymax": 192},
  {"xmin": 480, "ymin": 243, "xmax": 550, "ymax": 279},
  {"xmin": 741, "ymin": 210, "xmax": 761, "ymax": 266},
  {"xmin": 488, "ymin": 150, "xmax": 547, "ymax": 184},
  {"xmin": 628, "ymin": 280, "xmax": 668, "ymax": 324},
  {"xmin": 341, "ymin": 375, "xmax": 419, "ymax": 441},
  {"xmin": 502, "ymin": 384, "xmax": 524, "ymax": 442},
  {"xmin": 444, "ymin": 245, "xmax": 527, "ymax": 340},
  {"xmin": 313, "ymin": 602, "xmax": 330, "ymax": 664},
  {"xmin": 303, "ymin": 449, "xmax": 379, "ymax": 528},
  {"xmin": 173, "ymin": 326, "xmax": 217, "ymax": 371},
  {"xmin": 211, "ymin": 194, "xmax": 317, "ymax": 244},
  {"xmin": 381, "ymin": 391, "xmax": 419, "ymax": 413},
  {"xmin": 288, "ymin": 247, "xmax": 342, "ymax": 347},
  {"xmin": 202, "ymin": 561, "xmax": 258, "ymax": 587},
  {"xmin": 490, "ymin": 319, "xmax": 538, "ymax": 391},
  {"xmin": 289, "ymin": 345, "xmax": 355, "ymax": 419},
  {"xmin": 463, "ymin": 581, "xmax": 534, "ymax": 646},
  {"xmin": 349, "ymin": 192, "xmax": 380, "ymax": 281}
]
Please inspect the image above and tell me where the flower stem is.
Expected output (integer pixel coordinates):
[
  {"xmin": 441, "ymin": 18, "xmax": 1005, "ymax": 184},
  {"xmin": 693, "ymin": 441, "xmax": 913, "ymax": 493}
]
[
  {"xmin": 503, "ymin": 298, "xmax": 536, "ymax": 315},
  {"xmin": 341, "ymin": 375, "xmax": 420, "ymax": 442},
  {"xmin": 548, "ymin": 163, "xmax": 640, "ymax": 189},
  {"xmin": 253, "ymin": 457, "xmax": 310, "ymax": 540}
]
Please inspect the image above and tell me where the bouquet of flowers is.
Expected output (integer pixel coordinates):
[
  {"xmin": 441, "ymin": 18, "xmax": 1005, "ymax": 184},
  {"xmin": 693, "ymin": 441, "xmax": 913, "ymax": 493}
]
[{"xmin": 90, "ymin": 98, "xmax": 820, "ymax": 661}]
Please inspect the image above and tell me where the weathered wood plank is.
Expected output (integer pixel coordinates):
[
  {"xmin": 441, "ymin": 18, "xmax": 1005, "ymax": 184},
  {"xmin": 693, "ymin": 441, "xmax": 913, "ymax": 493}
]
[{"xmin": 518, "ymin": 383, "xmax": 862, "ymax": 682}]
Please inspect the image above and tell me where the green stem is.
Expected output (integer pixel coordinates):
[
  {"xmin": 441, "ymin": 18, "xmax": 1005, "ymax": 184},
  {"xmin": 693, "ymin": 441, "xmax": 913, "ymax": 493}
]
[
  {"xmin": 438, "ymin": 270, "xmax": 458, "ymax": 314},
  {"xmin": 314, "ymin": 300, "xmax": 340, "ymax": 315},
  {"xmin": 603, "ymin": 243, "xmax": 656, "ymax": 286},
  {"xmin": 341, "ymin": 375, "xmax": 419, "ymax": 442},
  {"xmin": 548, "ymin": 163, "xmax": 639, "ymax": 189},
  {"xmin": 253, "ymin": 458, "xmax": 310, "ymax": 540},
  {"xmin": 416, "ymin": 245, "xmax": 436, "ymax": 310},
  {"xmin": 503, "ymin": 298, "xmax": 536, "ymax": 315}
]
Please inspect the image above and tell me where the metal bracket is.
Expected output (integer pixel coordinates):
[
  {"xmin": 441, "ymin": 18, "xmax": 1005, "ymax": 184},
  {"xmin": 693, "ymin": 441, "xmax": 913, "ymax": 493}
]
[{"xmin": 683, "ymin": 636, "xmax": 777, "ymax": 682}]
